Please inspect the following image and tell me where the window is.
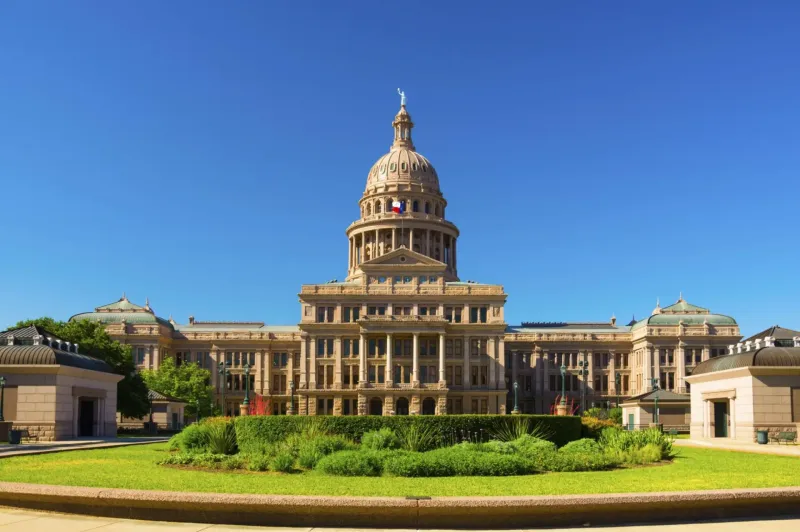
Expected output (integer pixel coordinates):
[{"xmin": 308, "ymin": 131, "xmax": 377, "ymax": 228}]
[
  {"xmin": 393, "ymin": 306, "xmax": 411, "ymax": 316},
  {"xmin": 136, "ymin": 347, "xmax": 145, "ymax": 365},
  {"xmin": 469, "ymin": 306, "xmax": 488, "ymax": 324},
  {"xmin": 343, "ymin": 306, "xmax": 360, "ymax": 322},
  {"xmin": 367, "ymin": 306, "xmax": 387, "ymax": 316},
  {"xmin": 425, "ymin": 202, "xmax": 430, "ymax": 214},
  {"xmin": 403, "ymin": 276, "xmax": 412, "ymax": 283},
  {"xmin": 273, "ymin": 353, "xmax": 288, "ymax": 367},
  {"xmin": 550, "ymin": 374, "xmax": 557, "ymax": 392},
  {"xmin": 445, "ymin": 307, "xmax": 462, "ymax": 323},
  {"xmin": 429, "ymin": 276, "xmax": 437, "ymax": 283},
  {"xmin": 419, "ymin": 305, "xmax": 437, "ymax": 316},
  {"xmin": 412, "ymin": 200, "xmax": 419, "ymax": 212},
  {"xmin": 525, "ymin": 375, "xmax": 532, "ymax": 392}
]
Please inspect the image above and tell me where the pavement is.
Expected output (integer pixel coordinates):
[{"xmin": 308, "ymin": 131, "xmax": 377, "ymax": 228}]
[
  {"xmin": 674, "ymin": 438, "xmax": 800, "ymax": 457},
  {"xmin": 0, "ymin": 437, "xmax": 168, "ymax": 457},
  {"xmin": 0, "ymin": 507, "xmax": 799, "ymax": 531}
]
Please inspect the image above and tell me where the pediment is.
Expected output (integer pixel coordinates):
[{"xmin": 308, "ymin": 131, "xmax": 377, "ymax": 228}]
[{"xmin": 360, "ymin": 247, "xmax": 447, "ymax": 269}]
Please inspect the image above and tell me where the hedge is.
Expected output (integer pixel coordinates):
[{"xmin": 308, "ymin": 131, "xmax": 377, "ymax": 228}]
[{"xmin": 234, "ymin": 415, "xmax": 581, "ymax": 454}]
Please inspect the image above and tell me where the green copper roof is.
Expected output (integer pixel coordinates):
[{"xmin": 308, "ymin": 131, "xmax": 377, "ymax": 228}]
[
  {"xmin": 96, "ymin": 298, "xmax": 146, "ymax": 311},
  {"xmin": 631, "ymin": 313, "xmax": 736, "ymax": 330},
  {"xmin": 661, "ymin": 300, "xmax": 708, "ymax": 313},
  {"xmin": 69, "ymin": 311, "xmax": 173, "ymax": 327}
]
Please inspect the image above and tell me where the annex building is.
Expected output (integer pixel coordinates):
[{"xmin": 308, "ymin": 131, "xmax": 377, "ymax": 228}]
[{"xmin": 70, "ymin": 100, "xmax": 743, "ymax": 417}]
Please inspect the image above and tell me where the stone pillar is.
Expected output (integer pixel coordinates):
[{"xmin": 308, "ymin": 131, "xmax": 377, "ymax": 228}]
[
  {"xmin": 309, "ymin": 335, "xmax": 317, "ymax": 390},
  {"xmin": 300, "ymin": 337, "xmax": 308, "ymax": 388},
  {"xmin": 453, "ymin": 237, "xmax": 457, "ymax": 271},
  {"xmin": 463, "ymin": 335, "xmax": 471, "ymax": 390},
  {"xmin": 386, "ymin": 333, "xmax": 393, "ymax": 386},
  {"xmin": 392, "ymin": 228, "xmax": 396, "ymax": 250},
  {"xmin": 488, "ymin": 338, "xmax": 496, "ymax": 389},
  {"xmin": 438, "ymin": 333, "xmax": 446, "ymax": 385},
  {"xmin": 654, "ymin": 346, "xmax": 661, "ymax": 388},
  {"xmin": 496, "ymin": 336, "xmax": 505, "ymax": 389},
  {"xmin": 334, "ymin": 337, "xmax": 343, "ymax": 389},
  {"xmin": 427, "ymin": 230, "xmax": 432, "ymax": 257},
  {"xmin": 359, "ymin": 334, "xmax": 366, "ymax": 383},
  {"xmin": 211, "ymin": 349, "xmax": 219, "ymax": 388},
  {"xmin": 587, "ymin": 350, "xmax": 595, "ymax": 397},
  {"xmin": 676, "ymin": 342, "xmax": 686, "ymax": 393},
  {"xmin": 412, "ymin": 332, "xmax": 420, "ymax": 386},
  {"xmin": 702, "ymin": 346, "xmax": 710, "ymax": 362},
  {"xmin": 153, "ymin": 346, "xmax": 160, "ymax": 371},
  {"xmin": 608, "ymin": 351, "xmax": 616, "ymax": 395},
  {"xmin": 644, "ymin": 345, "xmax": 653, "ymax": 390},
  {"xmin": 374, "ymin": 229, "xmax": 379, "ymax": 258},
  {"xmin": 255, "ymin": 349, "xmax": 264, "ymax": 394}
]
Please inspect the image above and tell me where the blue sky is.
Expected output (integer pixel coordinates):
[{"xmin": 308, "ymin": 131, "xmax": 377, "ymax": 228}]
[{"xmin": 1, "ymin": 1, "xmax": 798, "ymax": 336}]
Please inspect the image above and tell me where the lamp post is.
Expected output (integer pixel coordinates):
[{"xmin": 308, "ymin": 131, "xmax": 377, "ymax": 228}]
[
  {"xmin": 512, "ymin": 381, "xmax": 519, "ymax": 414},
  {"xmin": 218, "ymin": 362, "xmax": 230, "ymax": 416},
  {"xmin": 651, "ymin": 377, "xmax": 660, "ymax": 427},
  {"xmin": 577, "ymin": 358, "xmax": 589, "ymax": 414},
  {"xmin": 289, "ymin": 379, "xmax": 295, "ymax": 415},
  {"xmin": 614, "ymin": 371, "xmax": 621, "ymax": 408},
  {"xmin": 556, "ymin": 363, "xmax": 567, "ymax": 415},
  {"xmin": 0, "ymin": 376, "xmax": 6, "ymax": 422},
  {"xmin": 243, "ymin": 363, "xmax": 251, "ymax": 407}
]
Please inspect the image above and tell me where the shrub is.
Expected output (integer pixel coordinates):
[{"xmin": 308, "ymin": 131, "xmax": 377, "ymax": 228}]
[
  {"xmin": 599, "ymin": 427, "xmax": 673, "ymax": 460},
  {"xmin": 583, "ymin": 407, "xmax": 608, "ymax": 420},
  {"xmin": 482, "ymin": 440, "xmax": 517, "ymax": 454},
  {"xmin": 608, "ymin": 407, "xmax": 622, "ymax": 425},
  {"xmin": 246, "ymin": 455, "xmax": 271, "ymax": 472},
  {"xmin": 527, "ymin": 448, "xmax": 617, "ymax": 472},
  {"xmin": 513, "ymin": 434, "xmax": 557, "ymax": 456},
  {"xmin": 383, "ymin": 448, "xmax": 534, "ymax": 477},
  {"xmin": 315, "ymin": 450, "xmax": 383, "ymax": 476},
  {"xmin": 361, "ymin": 428, "xmax": 400, "ymax": 450},
  {"xmin": 297, "ymin": 435, "xmax": 355, "ymax": 469},
  {"xmin": 205, "ymin": 421, "xmax": 238, "ymax": 455},
  {"xmin": 560, "ymin": 438, "xmax": 602, "ymax": 454},
  {"xmin": 581, "ymin": 417, "xmax": 618, "ymax": 439},
  {"xmin": 271, "ymin": 451, "xmax": 295, "ymax": 473},
  {"xmin": 396, "ymin": 422, "xmax": 438, "ymax": 452},
  {"xmin": 490, "ymin": 417, "xmax": 554, "ymax": 442},
  {"xmin": 234, "ymin": 415, "xmax": 581, "ymax": 452}
]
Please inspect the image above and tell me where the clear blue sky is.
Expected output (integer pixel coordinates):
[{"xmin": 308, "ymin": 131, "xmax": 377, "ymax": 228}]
[{"xmin": 1, "ymin": 1, "xmax": 798, "ymax": 337}]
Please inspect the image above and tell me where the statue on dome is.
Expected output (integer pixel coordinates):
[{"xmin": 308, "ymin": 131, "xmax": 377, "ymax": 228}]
[{"xmin": 397, "ymin": 88, "xmax": 406, "ymax": 106}]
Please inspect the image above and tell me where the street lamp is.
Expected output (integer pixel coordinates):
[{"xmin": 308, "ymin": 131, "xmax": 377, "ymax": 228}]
[
  {"xmin": 651, "ymin": 377, "xmax": 660, "ymax": 426},
  {"xmin": 289, "ymin": 379, "xmax": 295, "ymax": 415},
  {"xmin": 559, "ymin": 363, "xmax": 567, "ymax": 406},
  {"xmin": 218, "ymin": 362, "xmax": 230, "ymax": 416},
  {"xmin": 0, "ymin": 376, "xmax": 6, "ymax": 422},
  {"xmin": 614, "ymin": 371, "xmax": 621, "ymax": 408},
  {"xmin": 243, "ymin": 363, "xmax": 251, "ymax": 408},
  {"xmin": 512, "ymin": 381, "xmax": 519, "ymax": 414},
  {"xmin": 577, "ymin": 358, "xmax": 589, "ymax": 413}
]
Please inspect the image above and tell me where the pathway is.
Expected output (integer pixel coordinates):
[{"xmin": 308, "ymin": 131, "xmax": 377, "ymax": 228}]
[
  {"xmin": 0, "ymin": 507, "xmax": 799, "ymax": 531},
  {"xmin": 0, "ymin": 437, "xmax": 167, "ymax": 457},
  {"xmin": 675, "ymin": 438, "xmax": 800, "ymax": 457}
]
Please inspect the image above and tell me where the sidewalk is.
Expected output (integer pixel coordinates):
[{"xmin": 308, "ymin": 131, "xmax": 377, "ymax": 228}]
[
  {"xmin": 0, "ymin": 507, "xmax": 799, "ymax": 531},
  {"xmin": 0, "ymin": 437, "xmax": 167, "ymax": 458},
  {"xmin": 674, "ymin": 438, "xmax": 800, "ymax": 457}
]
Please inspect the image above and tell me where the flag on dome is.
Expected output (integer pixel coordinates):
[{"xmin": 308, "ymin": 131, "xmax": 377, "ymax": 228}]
[{"xmin": 392, "ymin": 200, "xmax": 405, "ymax": 214}]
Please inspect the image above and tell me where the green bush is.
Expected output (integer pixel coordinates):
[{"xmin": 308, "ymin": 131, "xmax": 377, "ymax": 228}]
[
  {"xmin": 528, "ymin": 448, "xmax": 617, "ymax": 472},
  {"xmin": 205, "ymin": 421, "xmax": 238, "ymax": 455},
  {"xmin": 361, "ymin": 428, "xmax": 400, "ymax": 450},
  {"xmin": 297, "ymin": 435, "xmax": 355, "ymax": 469},
  {"xmin": 560, "ymin": 438, "xmax": 602, "ymax": 454},
  {"xmin": 599, "ymin": 427, "xmax": 673, "ymax": 460},
  {"xmin": 490, "ymin": 417, "xmax": 554, "ymax": 442},
  {"xmin": 383, "ymin": 447, "xmax": 535, "ymax": 477},
  {"xmin": 583, "ymin": 407, "xmax": 608, "ymax": 420},
  {"xmin": 271, "ymin": 451, "xmax": 295, "ymax": 473},
  {"xmin": 608, "ymin": 407, "xmax": 622, "ymax": 425},
  {"xmin": 314, "ymin": 450, "xmax": 384, "ymax": 476},
  {"xmin": 396, "ymin": 422, "xmax": 438, "ymax": 452},
  {"xmin": 581, "ymin": 417, "xmax": 619, "ymax": 439},
  {"xmin": 513, "ymin": 434, "xmax": 557, "ymax": 456},
  {"xmin": 246, "ymin": 455, "xmax": 271, "ymax": 472},
  {"xmin": 482, "ymin": 440, "xmax": 517, "ymax": 454},
  {"xmin": 234, "ymin": 415, "xmax": 581, "ymax": 452}
]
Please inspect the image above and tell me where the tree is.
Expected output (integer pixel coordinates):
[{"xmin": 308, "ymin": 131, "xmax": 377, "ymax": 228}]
[
  {"xmin": 13, "ymin": 317, "xmax": 150, "ymax": 418},
  {"xmin": 140, "ymin": 357, "xmax": 213, "ymax": 419}
]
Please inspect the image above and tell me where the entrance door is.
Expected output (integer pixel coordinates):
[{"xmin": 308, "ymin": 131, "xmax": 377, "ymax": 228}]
[
  {"xmin": 78, "ymin": 399, "xmax": 94, "ymax": 437},
  {"xmin": 714, "ymin": 401, "xmax": 728, "ymax": 438},
  {"xmin": 422, "ymin": 398, "xmax": 436, "ymax": 415},
  {"xmin": 396, "ymin": 398, "xmax": 409, "ymax": 415},
  {"xmin": 628, "ymin": 413, "xmax": 634, "ymax": 431},
  {"xmin": 369, "ymin": 398, "xmax": 383, "ymax": 416},
  {"xmin": 171, "ymin": 412, "xmax": 179, "ymax": 430}
]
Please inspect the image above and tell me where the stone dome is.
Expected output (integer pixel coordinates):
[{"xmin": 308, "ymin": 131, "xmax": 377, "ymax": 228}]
[{"xmin": 364, "ymin": 104, "xmax": 441, "ymax": 193}]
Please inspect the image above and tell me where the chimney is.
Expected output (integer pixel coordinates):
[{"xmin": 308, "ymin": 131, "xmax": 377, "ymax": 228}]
[
  {"xmin": 744, "ymin": 341, "xmax": 752, "ymax": 352},
  {"xmin": 74, "ymin": 343, "xmax": 79, "ymax": 353},
  {"xmin": 728, "ymin": 344, "xmax": 735, "ymax": 354},
  {"xmin": 754, "ymin": 339, "xmax": 762, "ymax": 350},
  {"xmin": 32, "ymin": 335, "xmax": 42, "ymax": 346},
  {"xmin": 610, "ymin": 315, "xmax": 616, "ymax": 326},
  {"xmin": 189, "ymin": 315, "xmax": 195, "ymax": 325},
  {"xmin": 764, "ymin": 336, "xmax": 775, "ymax": 347},
  {"xmin": 736, "ymin": 343, "xmax": 743, "ymax": 354},
  {"xmin": 46, "ymin": 336, "xmax": 53, "ymax": 347},
  {"xmin": 65, "ymin": 341, "xmax": 72, "ymax": 352},
  {"xmin": 6, "ymin": 335, "xmax": 14, "ymax": 346},
  {"xmin": 794, "ymin": 336, "xmax": 800, "ymax": 348}
]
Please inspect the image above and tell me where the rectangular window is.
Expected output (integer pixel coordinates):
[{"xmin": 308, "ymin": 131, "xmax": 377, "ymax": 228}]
[
  {"xmin": 470, "ymin": 307, "xmax": 478, "ymax": 323},
  {"xmin": 429, "ymin": 276, "xmax": 437, "ymax": 283},
  {"xmin": 343, "ymin": 307, "xmax": 351, "ymax": 322},
  {"xmin": 480, "ymin": 366, "xmax": 488, "ymax": 386},
  {"xmin": 343, "ymin": 340, "xmax": 350, "ymax": 357},
  {"xmin": 368, "ymin": 366, "xmax": 376, "ymax": 383},
  {"xmin": 420, "ymin": 366, "xmax": 427, "ymax": 383},
  {"xmin": 136, "ymin": 347, "xmax": 145, "ymax": 365},
  {"xmin": 455, "ymin": 365, "xmax": 462, "ymax": 385},
  {"xmin": 317, "ymin": 339, "xmax": 325, "ymax": 356},
  {"xmin": 525, "ymin": 375, "xmax": 532, "ymax": 392},
  {"xmin": 369, "ymin": 339, "xmax": 376, "ymax": 356},
  {"xmin": 225, "ymin": 352, "xmax": 232, "ymax": 366},
  {"xmin": 550, "ymin": 374, "xmax": 556, "ymax": 391},
  {"xmin": 479, "ymin": 307, "xmax": 487, "ymax": 323}
]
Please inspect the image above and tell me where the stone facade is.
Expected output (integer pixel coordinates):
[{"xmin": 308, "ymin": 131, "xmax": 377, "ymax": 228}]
[{"xmin": 69, "ymin": 100, "xmax": 743, "ymax": 417}]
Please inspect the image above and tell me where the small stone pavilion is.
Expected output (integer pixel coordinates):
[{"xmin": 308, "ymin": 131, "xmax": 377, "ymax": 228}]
[
  {"xmin": 686, "ymin": 326, "xmax": 800, "ymax": 442},
  {"xmin": 620, "ymin": 389, "xmax": 691, "ymax": 432},
  {"xmin": 118, "ymin": 389, "xmax": 186, "ymax": 431},
  {"xmin": 0, "ymin": 326, "xmax": 123, "ymax": 441}
]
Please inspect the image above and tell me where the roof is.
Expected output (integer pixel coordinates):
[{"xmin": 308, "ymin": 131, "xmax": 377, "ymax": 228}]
[
  {"xmin": 507, "ymin": 323, "xmax": 630, "ymax": 334},
  {"xmin": 625, "ymin": 389, "xmax": 690, "ymax": 403},
  {"xmin": 691, "ymin": 347, "xmax": 800, "ymax": 376},
  {"xmin": 661, "ymin": 300, "xmax": 708, "ymax": 313},
  {"xmin": 148, "ymin": 389, "xmax": 186, "ymax": 403},
  {"xmin": 69, "ymin": 295, "xmax": 174, "ymax": 329},
  {"xmin": 743, "ymin": 325, "xmax": 800, "ymax": 344},
  {"xmin": 0, "ymin": 325, "xmax": 53, "ymax": 341},
  {"xmin": 0, "ymin": 344, "xmax": 114, "ymax": 373},
  {"xmin": 631, "ymin": 313, "xmax": 737, "ymax": 330},
  {"xmin": 174, "ymin": 322, "xmax": 299, "ymax": 333}
]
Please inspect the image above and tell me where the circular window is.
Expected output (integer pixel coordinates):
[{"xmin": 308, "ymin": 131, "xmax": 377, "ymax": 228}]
[{"xmin": 399, "ymin": 256, "xmax": 407, "ymax": 262}]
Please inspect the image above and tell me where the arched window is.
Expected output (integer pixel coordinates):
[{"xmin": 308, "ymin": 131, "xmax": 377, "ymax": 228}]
[
  {"xmin": 434, "ymin": 204, "xmax": 441, "ymax": 217},
  {"xmin": 425, "ymin": 202, "xmax": 430, "ymax": 214},
  {"xmin": 366, "ymin": 203, "xmax": 372, "ymax": 216},
  {"xmin": 376, "ymin": 200, "xmax": 382, "ymax": 213},
  {"xmin": 412, "ymin": 200, "xmax": 419, "ymax": 212}
]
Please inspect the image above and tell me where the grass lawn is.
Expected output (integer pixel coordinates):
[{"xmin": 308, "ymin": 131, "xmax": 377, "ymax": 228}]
[{"xmin": 0, "ymin": 443, "xmax": 798, "ymax": 497}]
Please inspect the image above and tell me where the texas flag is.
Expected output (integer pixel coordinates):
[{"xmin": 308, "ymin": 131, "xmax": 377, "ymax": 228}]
[{"xmin": 392, "ymin": 200, "xmax": 406, "ymax": 214}]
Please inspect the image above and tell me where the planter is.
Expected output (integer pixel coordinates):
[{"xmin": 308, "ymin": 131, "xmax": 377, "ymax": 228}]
[
  {"xmin": 756, "ymin": 430, "xmax": 769, "ymax": 445},
  {"xmin": 0, "ymin": 421, "xmax": 10, "ymax": 443},
  {"xmin": 8, "ymin": 429, "xmax": 22, "ymax": 445}
]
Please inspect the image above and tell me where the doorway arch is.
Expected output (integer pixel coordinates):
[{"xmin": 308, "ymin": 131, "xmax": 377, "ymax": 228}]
[
  {"xmin": 422, "ymin": 397, "xmax": 436, "ymax": 415},
  {"xmin": 369, "ymin": 398, "xmax": 383, "ymax": 416},
  {"xmin": 395, "ymin": 397, "xmax": 409, "ymax": 415}
]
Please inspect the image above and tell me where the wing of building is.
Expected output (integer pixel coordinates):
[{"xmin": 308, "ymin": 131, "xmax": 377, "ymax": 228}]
[{"xmin": 68, "ymin": 102, "xmax": 743, "ymax": 417}]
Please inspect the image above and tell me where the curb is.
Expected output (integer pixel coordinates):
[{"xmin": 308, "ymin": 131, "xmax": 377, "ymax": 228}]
[
  {"xmin": 0, "ymin": 482, "xmax": 799, "ymax": 528},
  {"xmin": 0, "ymin": 439, "xmax": 169, "ymax": 458}
]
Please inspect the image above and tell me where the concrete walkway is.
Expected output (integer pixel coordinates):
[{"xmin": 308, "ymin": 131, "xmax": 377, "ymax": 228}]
[
  {"xmin": 0, "ymin": 507, "xmax": 799, "ymax": 531},
  {"xmin": 675, "ymin": 438, "xmax": 800, "ymax": 457},
  {"xmin": 0, "ymin": 437, "xmax": 168, "ymax": 457}
]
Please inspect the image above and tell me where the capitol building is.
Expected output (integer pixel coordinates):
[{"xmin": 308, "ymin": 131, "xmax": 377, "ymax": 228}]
[{"xmin": 71, "ymin": 99, "xmax": 743, "ymax": 418}]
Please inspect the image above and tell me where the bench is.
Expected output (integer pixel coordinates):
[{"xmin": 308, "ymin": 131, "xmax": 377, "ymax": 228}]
[
  {"xmin": 770, "ymin": 431, "xmax": 797, "ymax": 445},
  {"xmin": 668, "ymin": 429, "xmax": 679, "ymax": 436}
]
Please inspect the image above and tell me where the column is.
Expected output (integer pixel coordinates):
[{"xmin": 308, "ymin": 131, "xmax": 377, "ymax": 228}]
[
  {"xmin": 392, "ymin": 228, "xmax": 396, "ymax": 250},
  {"xmin": 153, "ymin": 346, "xmax": 160, "ymax": 371},
  {"xmin": 412, "ymin": 332, "xmax": 420, "ymax": 385},
  {"xmin": 359, "ymin": 334, "xmax": 366, "ymax": 383},
  {"xmin": 496, "ymin": 337, "xmax": 505, "ymax": 389},
  {"xmin": 300, "ymin": 337, "xmax": 308, "ymax": 388},
  {"xmin": 676, "ymin": 342, "xmax": 686, "ymax": 393},
  {"xmin": 334, "ymin": 337, "xmax": 343, "ymax": 388},
  {"xmin": 374, "ymin": 229, "xmax": 379, "ymax": 258},
  {"xmin": 264, "ymin": 350, "xmax": 271, "ymax": 395},
  {"xmin": 453, "ymin": 237, "xmax": 457, "ymax": 271},
  {"xmin": 654, "ymin": 346, "xmax": 661, "ymax": 388},
  {"xmin": 385, "ymin": 333, "xmax": 393, "ymax": 386},
  {"xmin": 255, "ymin": 349, "xmax": 264, "ymax": 394},
  {"xmin": 438, "ymin": 333, "xmax": 446, "ymax": 384},
  {"xmin": 587, "ymin": 350, "xmax": 595, "ymax": 397},
  {"xmin": 644, "ymin": 346, "xmax": 653, "ymax": 390},
  {"xmin": 427, "ymin": 230, "xmax": 432, "ymax": 257},
  {"xmin": 463, "ymin": 335, "xmax": 471, "ymax": 390},
  {"xmin": 608, "ymin": 351, "xmax": 616, "ymax": 395},
  {"xmin": 210, "ymin": 349, "xmax": 219, "ymax": 388},
  {"xmin": 488, "ymin": 338, "xmax": 496, "ymax": 389},
  {"xmin": 702, "ymin": 346, "xmax": 710, "ymax": 362},
  {"xmin": 309, "ymin": 335, "xmax": 317, "ymax": 390},
  {"xmin": 410, "ymin": 228, "xmax": 415, "ymax": 251}
]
